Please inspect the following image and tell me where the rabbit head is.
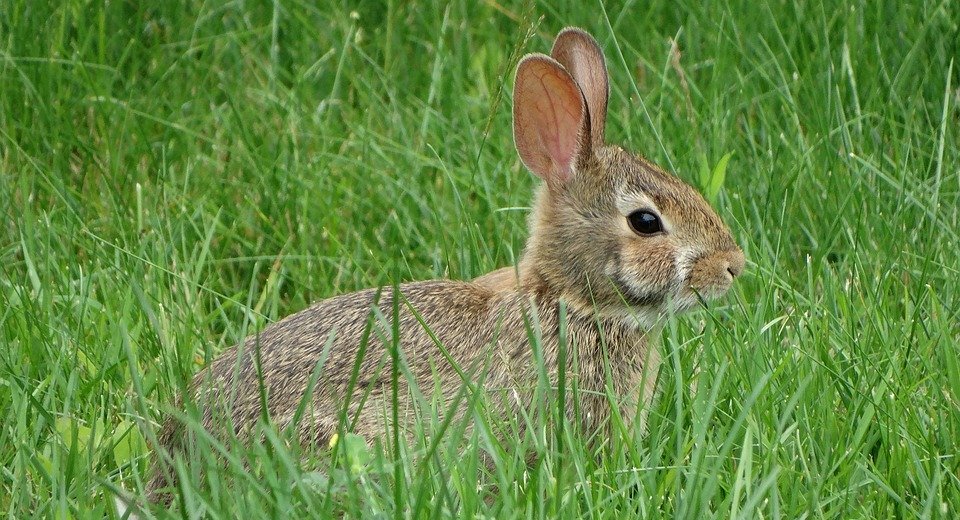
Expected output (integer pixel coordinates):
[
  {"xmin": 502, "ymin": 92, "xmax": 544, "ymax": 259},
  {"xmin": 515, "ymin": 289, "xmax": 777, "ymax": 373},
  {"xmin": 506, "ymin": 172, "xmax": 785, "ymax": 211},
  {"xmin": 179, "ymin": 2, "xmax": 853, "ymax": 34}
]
[{"xmin": 513, "ymin": 28, "xmax": 744, "ymax": 325}]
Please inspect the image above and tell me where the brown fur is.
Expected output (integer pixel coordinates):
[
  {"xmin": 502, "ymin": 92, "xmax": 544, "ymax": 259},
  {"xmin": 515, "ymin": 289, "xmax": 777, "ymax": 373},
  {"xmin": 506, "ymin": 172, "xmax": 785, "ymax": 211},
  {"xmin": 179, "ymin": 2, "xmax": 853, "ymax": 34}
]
[{"xmin": 146, "ymin": 27, "xmax": 744, "ymax": 503}]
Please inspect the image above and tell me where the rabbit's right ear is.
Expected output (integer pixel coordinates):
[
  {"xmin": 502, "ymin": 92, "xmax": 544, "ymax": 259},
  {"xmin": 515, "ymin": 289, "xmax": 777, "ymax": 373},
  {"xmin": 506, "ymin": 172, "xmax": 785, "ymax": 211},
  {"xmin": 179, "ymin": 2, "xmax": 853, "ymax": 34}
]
[
  {"xmin": 551, "ymin": 28, "xmax": 609, "ymax": 148},
  {"xmin": 513, "ymin": 54, "xmax": 591, "ymax": 187}
]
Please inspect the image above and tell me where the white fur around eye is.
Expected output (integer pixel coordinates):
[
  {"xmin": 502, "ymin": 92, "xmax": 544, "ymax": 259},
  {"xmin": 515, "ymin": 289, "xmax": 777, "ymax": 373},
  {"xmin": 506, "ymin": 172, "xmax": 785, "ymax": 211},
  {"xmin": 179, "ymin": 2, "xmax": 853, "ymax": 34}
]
[{"xmin": 616, "ymin": 192, "xmax": 658, "ymax": 215}]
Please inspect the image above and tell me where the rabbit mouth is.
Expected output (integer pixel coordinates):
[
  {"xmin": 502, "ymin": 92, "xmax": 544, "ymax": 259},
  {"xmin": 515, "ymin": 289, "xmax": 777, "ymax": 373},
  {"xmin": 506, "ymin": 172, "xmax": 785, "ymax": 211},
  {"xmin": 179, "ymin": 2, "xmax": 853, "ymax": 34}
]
[
  {"xmin": 610, "ymin": 274, "xmax": 731, "ymax": 316},
  {"xmin": 679, "ymin": 282, "xmax": 733, "ymax": 307},
  {"xmin": 610, "ymin": 275, "xmax": 673, "ymax": 310}
]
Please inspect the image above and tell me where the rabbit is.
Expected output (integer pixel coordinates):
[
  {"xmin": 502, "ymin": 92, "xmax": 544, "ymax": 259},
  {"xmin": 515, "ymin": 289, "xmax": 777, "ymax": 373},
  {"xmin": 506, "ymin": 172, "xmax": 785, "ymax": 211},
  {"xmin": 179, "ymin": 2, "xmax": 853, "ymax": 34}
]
[{"xmin": 145, "ymin": 27, "xmax": 745, "ymax": 504}]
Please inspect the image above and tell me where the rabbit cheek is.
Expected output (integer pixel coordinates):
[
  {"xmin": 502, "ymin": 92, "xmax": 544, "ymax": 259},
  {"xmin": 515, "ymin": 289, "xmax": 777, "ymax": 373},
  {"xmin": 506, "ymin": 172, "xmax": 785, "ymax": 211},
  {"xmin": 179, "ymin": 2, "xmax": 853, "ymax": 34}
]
[{"xmin": 612, "ymin": 240, "xmax": 675, "ymax": 305}]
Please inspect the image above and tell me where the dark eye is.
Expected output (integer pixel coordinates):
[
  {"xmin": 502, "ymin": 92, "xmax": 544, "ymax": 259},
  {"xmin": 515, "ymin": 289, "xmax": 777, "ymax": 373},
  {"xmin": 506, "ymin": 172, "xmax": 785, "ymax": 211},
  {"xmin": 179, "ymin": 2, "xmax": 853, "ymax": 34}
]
[{"xmin": 627, "ymin": 210, "xmax": 663, "ymax": 235}]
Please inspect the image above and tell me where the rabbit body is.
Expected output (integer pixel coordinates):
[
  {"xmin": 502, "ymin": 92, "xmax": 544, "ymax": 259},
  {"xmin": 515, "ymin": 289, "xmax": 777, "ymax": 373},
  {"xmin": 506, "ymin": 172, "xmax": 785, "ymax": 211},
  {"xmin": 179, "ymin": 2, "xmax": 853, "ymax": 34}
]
[
  {"xmin": 147, "ymin": 267, "xmax": 654, "ymax": 502},
  {"xmin": 147, "ymin": 27, "xmax": 744, "ymax": 502},
  {"xmin": 157, "ymin": 269, "xmax": 653, "ymax": 454}
]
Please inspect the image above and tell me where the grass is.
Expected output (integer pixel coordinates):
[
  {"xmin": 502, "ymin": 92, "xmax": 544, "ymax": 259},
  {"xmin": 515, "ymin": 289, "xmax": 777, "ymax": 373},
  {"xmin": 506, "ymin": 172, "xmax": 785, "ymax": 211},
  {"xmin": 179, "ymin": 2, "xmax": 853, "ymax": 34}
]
[{"xmin": 1, "ymin": 0, "xmax": 959, "ymax": 517}]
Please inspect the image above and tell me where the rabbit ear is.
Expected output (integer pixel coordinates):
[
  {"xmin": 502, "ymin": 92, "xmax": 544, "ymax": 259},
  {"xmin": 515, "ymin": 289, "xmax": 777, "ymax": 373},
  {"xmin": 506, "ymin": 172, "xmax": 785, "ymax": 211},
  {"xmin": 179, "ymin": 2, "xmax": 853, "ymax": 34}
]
[
  {"xmin": 551, "ymin": 27, "xmax": 609, "ymax": 147},
  {"xmin": 513, "ymin": 54, "xmax": 591, "ymax": 186}
]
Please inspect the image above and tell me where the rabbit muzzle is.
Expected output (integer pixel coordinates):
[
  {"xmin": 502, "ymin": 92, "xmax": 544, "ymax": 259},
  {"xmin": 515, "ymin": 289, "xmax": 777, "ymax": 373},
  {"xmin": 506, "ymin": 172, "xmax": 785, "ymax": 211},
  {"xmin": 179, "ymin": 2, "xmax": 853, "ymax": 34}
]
[{"xmin": 686, "ymin": 248, "xmax": 745, "ymax": 300}]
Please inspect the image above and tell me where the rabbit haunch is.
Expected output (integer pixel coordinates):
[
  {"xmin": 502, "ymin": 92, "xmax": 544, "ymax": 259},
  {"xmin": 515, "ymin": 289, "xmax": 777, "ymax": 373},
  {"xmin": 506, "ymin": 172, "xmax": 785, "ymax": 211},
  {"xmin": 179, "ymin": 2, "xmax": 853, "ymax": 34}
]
[{"xmin": 147, "ymin": 27, "xmax": 744, "ymax": 503}]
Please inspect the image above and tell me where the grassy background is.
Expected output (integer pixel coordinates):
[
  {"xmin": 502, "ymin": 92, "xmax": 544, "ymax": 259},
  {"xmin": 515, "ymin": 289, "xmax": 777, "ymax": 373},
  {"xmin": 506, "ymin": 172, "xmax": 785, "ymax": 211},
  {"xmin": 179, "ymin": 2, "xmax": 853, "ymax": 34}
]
[{"xmin": 2, "ymin": 0, "xmax": 959, "ymax": 517}]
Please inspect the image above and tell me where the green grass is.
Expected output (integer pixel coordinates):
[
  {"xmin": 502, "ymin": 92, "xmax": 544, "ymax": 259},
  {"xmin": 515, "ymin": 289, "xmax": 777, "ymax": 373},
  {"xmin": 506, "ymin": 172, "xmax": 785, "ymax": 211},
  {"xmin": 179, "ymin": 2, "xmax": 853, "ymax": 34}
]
[{"xmin": 2, "ymin": 0, "xmax": 959, "ymax": 517}]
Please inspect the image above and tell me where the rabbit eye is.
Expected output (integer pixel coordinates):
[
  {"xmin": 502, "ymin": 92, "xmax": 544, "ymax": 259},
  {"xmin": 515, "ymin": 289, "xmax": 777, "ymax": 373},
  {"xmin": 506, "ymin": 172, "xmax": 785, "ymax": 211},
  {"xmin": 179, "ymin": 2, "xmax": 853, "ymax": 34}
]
[{"xmin": 627, "ymin": 210, "xmax": 663, "ymax": 235}]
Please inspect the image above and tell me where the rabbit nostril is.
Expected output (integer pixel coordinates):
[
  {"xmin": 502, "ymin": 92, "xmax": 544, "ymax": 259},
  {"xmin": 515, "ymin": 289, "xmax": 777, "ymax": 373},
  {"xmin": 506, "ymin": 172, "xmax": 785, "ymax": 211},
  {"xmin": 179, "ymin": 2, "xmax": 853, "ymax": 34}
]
[
  {"xmin": 726, "ymin": 263, "xmax": 742, "ymax": 278},
  {"xmin": 724, "ymin": 253, "xmax": 745, "ymax": 279}
]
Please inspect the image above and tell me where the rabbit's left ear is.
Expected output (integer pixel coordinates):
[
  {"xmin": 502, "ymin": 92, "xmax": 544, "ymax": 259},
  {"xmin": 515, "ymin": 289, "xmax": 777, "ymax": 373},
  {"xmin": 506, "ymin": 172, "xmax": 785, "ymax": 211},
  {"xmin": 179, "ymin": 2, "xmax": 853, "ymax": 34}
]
[
  {"xmin": 551, "ymin": 28, "xmax": 609, "ymax": 148},
  {"xmin": 513, "ymin": 54, "xmax": 591, "ymax": 187}
]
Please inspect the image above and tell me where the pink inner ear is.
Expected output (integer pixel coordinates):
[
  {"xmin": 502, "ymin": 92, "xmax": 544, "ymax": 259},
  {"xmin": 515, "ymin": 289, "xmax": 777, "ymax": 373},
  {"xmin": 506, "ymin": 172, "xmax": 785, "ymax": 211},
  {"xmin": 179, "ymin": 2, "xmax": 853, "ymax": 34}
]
[{"xmin": 513, "ymin": 56, "xmax": 587, "ymax": 185}]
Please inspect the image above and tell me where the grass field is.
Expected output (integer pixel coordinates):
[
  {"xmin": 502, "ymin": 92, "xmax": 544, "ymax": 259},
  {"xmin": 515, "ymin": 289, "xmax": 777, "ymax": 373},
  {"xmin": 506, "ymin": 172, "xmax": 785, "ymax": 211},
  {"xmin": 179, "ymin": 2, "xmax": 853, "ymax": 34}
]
[{"xmin": 2, "ymin": 0, "xmax": 959, "ymax": 517}]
